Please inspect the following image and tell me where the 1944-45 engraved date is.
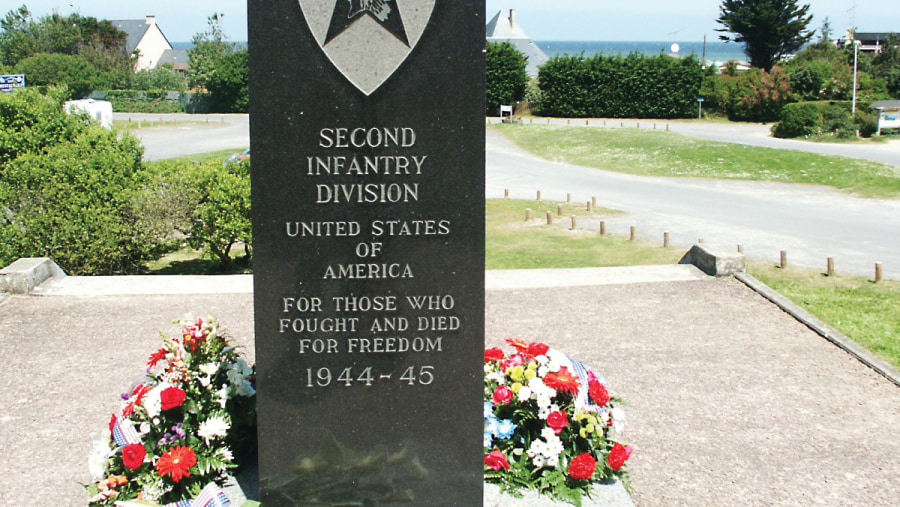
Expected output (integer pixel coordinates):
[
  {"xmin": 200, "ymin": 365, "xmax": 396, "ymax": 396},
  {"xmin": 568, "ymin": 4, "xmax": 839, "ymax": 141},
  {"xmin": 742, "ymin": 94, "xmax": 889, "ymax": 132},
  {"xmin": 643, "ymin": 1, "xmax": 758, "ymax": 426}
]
[{"xmin": 306, "ymin": 365, "xmax": 434, "ymax": 388}]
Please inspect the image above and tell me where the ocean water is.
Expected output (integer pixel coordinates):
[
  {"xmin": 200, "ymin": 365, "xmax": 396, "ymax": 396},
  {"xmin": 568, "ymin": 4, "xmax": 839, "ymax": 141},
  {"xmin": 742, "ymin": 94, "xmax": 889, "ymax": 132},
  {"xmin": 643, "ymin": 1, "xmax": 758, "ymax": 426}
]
[{"xmin": 535, "ymin": 40, "xmax": 748, "ymax": 66}]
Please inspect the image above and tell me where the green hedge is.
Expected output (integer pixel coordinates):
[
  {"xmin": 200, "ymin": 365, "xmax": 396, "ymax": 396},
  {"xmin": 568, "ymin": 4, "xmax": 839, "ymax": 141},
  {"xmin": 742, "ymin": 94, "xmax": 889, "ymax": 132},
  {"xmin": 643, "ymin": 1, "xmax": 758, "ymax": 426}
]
[
  {"xmin": 99, "ymin": 90, "xmax": 185, "ymax": 113},
  {"xmin": 537, "ymin": 53, "xmax": 704, "ymax": 119}
]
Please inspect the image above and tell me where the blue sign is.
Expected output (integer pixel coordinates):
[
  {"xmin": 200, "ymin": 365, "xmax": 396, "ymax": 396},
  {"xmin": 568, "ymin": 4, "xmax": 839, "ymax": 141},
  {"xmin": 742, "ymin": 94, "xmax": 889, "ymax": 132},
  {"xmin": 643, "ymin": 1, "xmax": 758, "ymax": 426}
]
[{"xmin": 0, "ymin": 74, "xmax": 25, "ymax": 93}]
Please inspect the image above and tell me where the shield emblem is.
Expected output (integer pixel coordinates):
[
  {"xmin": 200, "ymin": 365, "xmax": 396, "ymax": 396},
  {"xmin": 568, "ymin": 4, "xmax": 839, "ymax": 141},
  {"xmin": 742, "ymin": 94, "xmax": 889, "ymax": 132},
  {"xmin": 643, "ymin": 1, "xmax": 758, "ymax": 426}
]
[{"xmin": 298, "ymin": 0, "xmax": 435, "ymax": 95}]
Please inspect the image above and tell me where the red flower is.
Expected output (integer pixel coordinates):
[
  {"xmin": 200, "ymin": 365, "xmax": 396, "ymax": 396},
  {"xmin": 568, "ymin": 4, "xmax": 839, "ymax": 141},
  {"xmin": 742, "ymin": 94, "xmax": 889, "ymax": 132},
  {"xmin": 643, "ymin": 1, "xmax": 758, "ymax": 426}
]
[
  {"xmin": 147, "ymin": 349, "xmax": 167, "ymax": 368},
  {"xmin": 505, "ymin": 338, "xmax": 528, "ymax": 352},
  {"xmin": 156, "ymin": 446, "xmax": 197, "ymax": 483},
  {"xmin": 546, "ymin": 411, "xmax": 569, "ymax": 435},
  {"xmin": 607, "ymin": 443, "xmax": 632, "ymax": 471},
  {"xmin": 121, "ymin": 444, "xmax": 146, "ymax": 470},
  {"xmin": 160, "ymin": 387, "xmax": 186, "ymax": 411},
  {"xmin": 589, "ymin": 380, "xmax": 610, "ymax": 407},
  {"xmin": 492, "ymin": 385, "xmax": 513, "ymax": 406},
  {"xmin": 484, "ymin": 450, "xmax": 510, "ymax": 471},
  {"xmin": 568, "ymin": 453, "xmax": 597, "ymax": 480},
  {"xmin": 543, "ymin": 367, "xmax": 581, "ymax": 394},
  {"xmin": 525, "ymin": 342, "xmax": 549, "ymax": 358},
  {"xmin": 484, "ymin": 348, "xmax": 505, "ymax": 363}
]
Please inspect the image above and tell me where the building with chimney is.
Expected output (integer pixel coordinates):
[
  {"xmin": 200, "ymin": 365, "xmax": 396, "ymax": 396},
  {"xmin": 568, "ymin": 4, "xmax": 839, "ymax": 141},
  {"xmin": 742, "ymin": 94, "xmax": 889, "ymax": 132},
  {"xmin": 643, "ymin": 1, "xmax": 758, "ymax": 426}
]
[
  {"xmin": 110, "ymin": 16, "xmax": 186, "ymax": 72},
  {"xmin": 486, "ymin": 9, "xmax": 549, "ymax": 77}
]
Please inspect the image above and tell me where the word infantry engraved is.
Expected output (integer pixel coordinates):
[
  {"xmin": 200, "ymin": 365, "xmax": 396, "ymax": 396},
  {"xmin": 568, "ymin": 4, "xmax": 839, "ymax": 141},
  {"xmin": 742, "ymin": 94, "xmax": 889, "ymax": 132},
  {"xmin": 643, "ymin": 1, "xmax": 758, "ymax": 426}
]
[
  {"xmin": 249, "ymin": 0, "xmax": 484, "ymax": 504},
  {"xmin": 299, "ymin": 0, "xmax": 435, "ymax": 94}
]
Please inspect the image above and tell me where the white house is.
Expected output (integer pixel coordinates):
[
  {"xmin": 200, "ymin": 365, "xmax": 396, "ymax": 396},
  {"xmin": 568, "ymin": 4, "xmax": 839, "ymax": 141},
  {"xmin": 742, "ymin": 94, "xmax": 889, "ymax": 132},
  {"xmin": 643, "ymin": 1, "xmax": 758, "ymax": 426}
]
[
  {"xmin": 110, "ymin": 16, "xmax": 177, "ymax": 71},
  {"xmin": 486, "ymin": 9, "xmax": 548, "ymax": 78}
]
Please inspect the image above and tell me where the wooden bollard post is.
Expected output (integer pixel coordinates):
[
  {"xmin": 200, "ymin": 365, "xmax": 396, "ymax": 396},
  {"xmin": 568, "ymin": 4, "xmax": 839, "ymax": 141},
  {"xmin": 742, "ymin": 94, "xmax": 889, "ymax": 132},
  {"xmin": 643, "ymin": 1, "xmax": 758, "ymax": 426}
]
[
  {"xmin": 620, "ymin": 121, "xmax": 624, "ymax": 128},
  {"xmin": 206, "ymin": 117, "xmax": 209, "ymax": 124},
  {"xmin": 630, "ymin": 226, "xmax": 636, "ymax": 241},
  {"xmin": 128, "ymin": 117, "xmax": 132, "ymax": 124},
  {"xmin": 504, "ymin": 188, "xmax": 509, "ymax": 199},
  {"xmin": 603, "ymin": 120, "xmax": 606, "ymax": 127},
  {"xmin": 547, "ymin": 119, "xmax": 550, "ymax": 125},
  {"xmin": 586, "ymin": 201, "xmax": 592, "ymax": 213},
  {"xmin": 666, "ymin": 124, "xmax": 669, "ymax": 131},
  {"xmin": 636, "ymin": 122, "xmax": 640, "ymax": 129},
  {"xmin": 599, "ymin": 221, "xmax": 606, "ymax": 235},
  {"xmin": 875, "ymin": 263, "xmax": 883, "ymax": 283},
  {"xmin": 566, "ymin": 192, "xmax": 571, "ymax": 204},
  {"xmin": 737, "ymin": 244, "xmax": 744, "ymax": 254},
  {"xmin": 567, "ymin": 119, "xmax": 570, "ymax": 125},
  {"xmin": 591, "ymin": 196, "xmax": 597, "ymax": 208},
  {"xmin": 525, "ymin": 208, "xmax": 532, "ymax": 221},
  {"xmin": 536, "ymin": 190, "xmax": 541, "ymax": 201},
  {"xmin": 653, "ymin": 123, "xmax": 656, "ymax": 130},
  {"xmin": 546, "ymin": 211, "xmax": 552, "ymax": 225},
  {"xmin": 827, "ymin": 257, "xmax": 835, "ymax": 277},
  {"xmin": 663, "ymin": 232, "xmax": 670, "ymax": 248},
  {"xmin": 173, "ymin": 117, "xmax": 177, "ymax": 125},
  {"xmin": 571, "ymin": 215, "xmax": 577, "ymax": 230},
  {"xmin": 557, "ymin": 204, "xmax": 562, "ymax": 217},
  {"xmin": 585, "ymin": 120, "xmax": 589, "ymax": 126},
  {"xmin": 780, "ymin": 250, "xmax": 788, "ymax": 269},
  {"xmin": 529, "ymin": 118, "xmax": 533, "ymax": 124}
]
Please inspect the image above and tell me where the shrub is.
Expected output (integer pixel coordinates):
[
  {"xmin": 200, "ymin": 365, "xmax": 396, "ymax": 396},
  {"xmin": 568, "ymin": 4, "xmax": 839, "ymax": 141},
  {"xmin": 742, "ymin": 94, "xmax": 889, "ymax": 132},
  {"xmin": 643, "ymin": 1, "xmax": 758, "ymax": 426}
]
[
  {"xmin": 773, "ymin": 102, "xmax": 820, "ymax": 138},
  {"xmin": 185, "ymin": 160, "xmax": 251, "ymax": 269},
  {"xmin": 537, "ymin": 53, "xmax": 703, "ymax": 119},
  {"xmin": 0, "ymin": 88, "xmax": 158, "ymax": 274},
  {"xmin": 486, "ymin": 42, "xmax": 528, "ymax": 116}
]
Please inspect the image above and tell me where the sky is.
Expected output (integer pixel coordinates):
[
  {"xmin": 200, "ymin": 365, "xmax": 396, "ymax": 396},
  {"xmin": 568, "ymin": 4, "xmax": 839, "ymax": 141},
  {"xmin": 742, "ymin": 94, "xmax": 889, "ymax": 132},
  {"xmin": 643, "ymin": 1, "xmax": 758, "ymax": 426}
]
[{"xmin": 9, "ymin": 0, "xmax": 899, "ymax": 43}]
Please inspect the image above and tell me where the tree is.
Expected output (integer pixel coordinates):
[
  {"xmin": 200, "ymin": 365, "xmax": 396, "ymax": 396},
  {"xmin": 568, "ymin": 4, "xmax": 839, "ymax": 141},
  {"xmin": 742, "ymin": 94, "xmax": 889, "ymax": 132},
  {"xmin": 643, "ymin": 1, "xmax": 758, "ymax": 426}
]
[
  {"xmin": 187, "ymin": 13, "xmax": 234, "ymax": 90},
  {"xmin": 716, "ymin": 0, "xmax": 814, "ymax": 71},
  {"xmin": 0, "ymin": 6, "xmax": 127, "ymax": 67},
  {"xmin": 485, "ymin": 42, "xmax": 527, "ymax": 116},
  {"xmin": 206, "ymin": 49, "xmax": 249, "ymax": 112},
  {"xmin": 871, "ymin": 35, "xmax": 900, "ymax": 98}
]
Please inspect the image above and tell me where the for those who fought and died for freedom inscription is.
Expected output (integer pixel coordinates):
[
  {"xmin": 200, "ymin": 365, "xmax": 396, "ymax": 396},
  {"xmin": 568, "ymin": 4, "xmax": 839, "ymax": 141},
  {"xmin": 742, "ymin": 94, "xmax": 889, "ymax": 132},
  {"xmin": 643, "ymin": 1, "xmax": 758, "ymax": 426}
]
[{"xmin": 248, "ymin": 0, "xmax": 484, "ymax": 504}]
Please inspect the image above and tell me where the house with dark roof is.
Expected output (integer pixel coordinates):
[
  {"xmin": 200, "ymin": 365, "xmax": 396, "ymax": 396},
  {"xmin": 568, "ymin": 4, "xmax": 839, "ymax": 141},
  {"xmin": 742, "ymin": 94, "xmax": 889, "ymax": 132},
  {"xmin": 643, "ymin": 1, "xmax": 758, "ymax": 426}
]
[
  {"xmin": 110, "ymin": 15, "xmax": 182, "ymax": 72},
  {"xmin": 486, "ymin": 9, "xmax": 548, "ymax": 78},
  {"xmin": 854, "ymin": 32, "xmax": 898, "ymax": 54}
]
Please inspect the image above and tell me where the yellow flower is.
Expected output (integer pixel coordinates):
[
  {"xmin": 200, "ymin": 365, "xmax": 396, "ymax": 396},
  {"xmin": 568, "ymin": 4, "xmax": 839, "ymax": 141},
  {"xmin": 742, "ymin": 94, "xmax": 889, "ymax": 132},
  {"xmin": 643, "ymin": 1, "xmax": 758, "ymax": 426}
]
[
  {"xmin": 510, "ymin": 382, "xmax": 523, "ymax": 393},
  {"xmin": 507, "ymin": 366, "xmax": 525, "ymax": 382},
  {"xmin": 524, "ymin": 370, "xmax": 537, "ymax": 380}
]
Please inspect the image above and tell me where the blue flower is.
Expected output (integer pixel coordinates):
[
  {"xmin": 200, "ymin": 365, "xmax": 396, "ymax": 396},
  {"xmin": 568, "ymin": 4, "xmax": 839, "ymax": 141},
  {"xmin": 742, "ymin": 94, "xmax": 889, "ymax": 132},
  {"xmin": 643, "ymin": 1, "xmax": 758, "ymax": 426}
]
[
  {"xmin": 484, "ymin": 401, "xmax": 494, "ymax": 418},
  {"xmin": 496, "ymin": 419, "xmax": 516, "ymax": 439},
  {"xmin": 484, "ymin": 431, "xmax": 493, "ymax": 448}
]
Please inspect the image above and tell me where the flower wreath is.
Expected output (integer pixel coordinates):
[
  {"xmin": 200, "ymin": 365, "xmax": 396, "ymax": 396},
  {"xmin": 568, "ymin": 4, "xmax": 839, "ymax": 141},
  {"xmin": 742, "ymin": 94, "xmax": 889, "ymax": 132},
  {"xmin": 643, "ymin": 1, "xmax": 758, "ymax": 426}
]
[
  {"xmin": 484, "ymin": 339, "xmax": 632, "ymax": 505},
  {"xmin": 85, "ymin": 315, "xmax": 256, "ymax": 506}
]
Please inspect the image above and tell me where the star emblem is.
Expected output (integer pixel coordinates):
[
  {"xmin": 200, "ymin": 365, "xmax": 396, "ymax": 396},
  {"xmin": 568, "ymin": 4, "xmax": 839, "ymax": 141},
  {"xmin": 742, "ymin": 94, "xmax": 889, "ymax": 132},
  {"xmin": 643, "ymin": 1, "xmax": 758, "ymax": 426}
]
[{"xmin": 324, "ymin": 0, "xmax": 410, "ymax": 47}]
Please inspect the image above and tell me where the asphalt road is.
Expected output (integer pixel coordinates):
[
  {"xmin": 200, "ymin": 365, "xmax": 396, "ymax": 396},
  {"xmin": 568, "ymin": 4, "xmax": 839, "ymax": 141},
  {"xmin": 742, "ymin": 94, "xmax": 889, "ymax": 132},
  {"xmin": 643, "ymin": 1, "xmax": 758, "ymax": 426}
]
[{"xmin": 123, "ymin": 113, "xmax": 900, "ymax": 279}]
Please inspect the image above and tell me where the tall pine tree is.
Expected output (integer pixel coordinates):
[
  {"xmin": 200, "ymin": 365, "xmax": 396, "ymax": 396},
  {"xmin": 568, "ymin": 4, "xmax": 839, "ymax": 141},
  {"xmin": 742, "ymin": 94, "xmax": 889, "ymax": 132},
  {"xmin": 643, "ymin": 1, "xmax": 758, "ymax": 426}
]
[{"xmin": 716, "ymin": 0, "xmax": 814, "ymax": 71}]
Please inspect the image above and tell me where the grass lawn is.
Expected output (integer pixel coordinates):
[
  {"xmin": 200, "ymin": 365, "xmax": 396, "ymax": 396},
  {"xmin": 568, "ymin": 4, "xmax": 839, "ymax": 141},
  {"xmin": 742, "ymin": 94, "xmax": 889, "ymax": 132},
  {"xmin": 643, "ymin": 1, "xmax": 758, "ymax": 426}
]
[
  {"xmin": 748, "ymin": 262, "xmax": 900, "ymax": 371},
  {"xmin": 488, "ymin": 199, "xmax": 686, "ymax": 269},
  {"xmin": 491, "ymin": 124, "xmax": 900, "ymax": 199}
]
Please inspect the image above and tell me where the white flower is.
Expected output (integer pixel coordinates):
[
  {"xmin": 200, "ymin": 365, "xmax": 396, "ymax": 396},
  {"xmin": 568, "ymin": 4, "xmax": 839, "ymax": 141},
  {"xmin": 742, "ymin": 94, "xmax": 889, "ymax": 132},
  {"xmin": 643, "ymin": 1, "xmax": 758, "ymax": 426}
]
[
  {"xmin": 538, "ymin": 366, "xmax": 549, "ymax": 377},
  {"xmin": 198, "ymin": 415, "xmax": 231, "ymax": 445},
  {"xmin": 216, "ymin": 386, "xmax": 230, "ymax": 408},
  {"xmin": 535, "ymin": 354, "xmax": 549, "ymax": 365},
  {"xmin": 234, "ymin": 380, "xmax": 256, "ymax": 397},
  {"xmin": 143, "ymin": 383, "xmax": 171, "ymax": 418},
  {"xmin": 516, "ymin": 386, "xmax": 532, "ymax": 402},
  {"xmin": 611, "ymin": 406, "xmax": 626, "ymax": 434},
  {"xmin": 532, "ymin": 455, "xmax": 545, "ymax": 468},
  {"xmin": 199, "ymin": 362, "xmax": 219, "ymax": 376},
  {"xmin": 139, "ymin": 422, "xmax": 151, "ymax": 435},
  {"xmin": 485, "ymin": 371, "xmax": 505, "ymax": 384},
  {"xmin": 88, "ymin": 437, "xmax": 112, "ymax": 481},
  {"xmin": 217, "ymin": 447, "xmax": 234, "ymax": 463},
  {"xmin": 227, "ymin": 358, "xmax": 252, "ymax": 385},
  {"xmin": 540, "ymin": 427, "xmax": 557, "ymax": 441}
]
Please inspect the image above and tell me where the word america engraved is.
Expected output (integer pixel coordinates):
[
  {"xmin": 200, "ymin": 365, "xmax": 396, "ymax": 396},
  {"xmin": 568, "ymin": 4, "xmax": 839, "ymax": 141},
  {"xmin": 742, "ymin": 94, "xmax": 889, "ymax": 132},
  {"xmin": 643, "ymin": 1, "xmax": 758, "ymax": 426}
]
[{"xmin": 248, "ymin": 0, "xmax": 484, "ymax": 504}]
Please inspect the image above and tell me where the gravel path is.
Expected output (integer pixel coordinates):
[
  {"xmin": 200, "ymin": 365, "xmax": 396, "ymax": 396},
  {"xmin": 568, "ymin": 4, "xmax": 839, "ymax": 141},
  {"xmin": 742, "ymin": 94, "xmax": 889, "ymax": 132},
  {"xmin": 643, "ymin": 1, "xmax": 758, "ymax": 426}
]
[{"xmin": 2, "ymin": 274, "xmax": 898, "ymax": 505}]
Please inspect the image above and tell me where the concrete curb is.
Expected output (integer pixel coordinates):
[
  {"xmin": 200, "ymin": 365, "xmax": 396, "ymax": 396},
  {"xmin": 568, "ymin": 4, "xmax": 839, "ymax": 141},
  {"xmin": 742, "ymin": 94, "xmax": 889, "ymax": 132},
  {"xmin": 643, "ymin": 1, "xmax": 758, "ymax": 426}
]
[{"xmin": 735, "ymin": 272, "xmax": 900, "ymax": 388}]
